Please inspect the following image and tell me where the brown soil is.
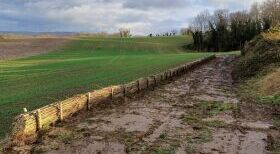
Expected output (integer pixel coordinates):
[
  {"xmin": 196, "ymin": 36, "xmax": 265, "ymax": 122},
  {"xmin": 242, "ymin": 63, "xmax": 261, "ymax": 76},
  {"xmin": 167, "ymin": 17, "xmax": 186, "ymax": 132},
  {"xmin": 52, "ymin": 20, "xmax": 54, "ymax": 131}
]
[
  {"xmin": 9, "ymin": 56, "xmax": 279, "ymax": 153},
  {"xmin": 0, "ymin": 38, "xmax": 70, "ymax": 60}
]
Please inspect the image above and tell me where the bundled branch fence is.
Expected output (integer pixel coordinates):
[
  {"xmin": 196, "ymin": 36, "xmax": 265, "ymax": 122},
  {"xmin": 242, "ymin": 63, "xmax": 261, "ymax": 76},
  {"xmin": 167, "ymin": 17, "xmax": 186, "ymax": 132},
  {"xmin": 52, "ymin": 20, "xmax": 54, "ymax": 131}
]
[{"xmin": 11, "ymin": 55, "xmax": 216, "ymax": 141}]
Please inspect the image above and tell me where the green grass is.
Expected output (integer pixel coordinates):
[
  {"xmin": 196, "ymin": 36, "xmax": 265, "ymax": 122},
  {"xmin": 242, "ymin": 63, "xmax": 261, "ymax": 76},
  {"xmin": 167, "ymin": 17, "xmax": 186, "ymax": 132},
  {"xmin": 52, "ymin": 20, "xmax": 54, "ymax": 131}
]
[
  {"xmin": 0, "ymin": 36, "xmax": 217, "ymax": 138},
  {"xmin": 0, "ymin": 36, "xmax": 240, "ymax": 139},
  {"xmin": 198, "ymin": 101, "xmax": 237, "ymax": 117},
  {"xmin": 216, "ymin": 50, "xmax": 241, "ymax": 56}
]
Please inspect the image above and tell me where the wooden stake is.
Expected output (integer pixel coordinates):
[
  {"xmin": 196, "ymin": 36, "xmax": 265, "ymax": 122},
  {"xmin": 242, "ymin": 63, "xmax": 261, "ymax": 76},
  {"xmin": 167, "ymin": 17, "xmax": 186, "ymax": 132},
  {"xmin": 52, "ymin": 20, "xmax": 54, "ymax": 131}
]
[
  {"xmin": 123, "ymin": 86, "xmax": 126, "ymax": 97},
  {"xmin": 59, "ymin": 102, "xmax": 63, "ymax": 121},
  {"xmin": 111, "ymin": 87, "xmax": 114, "ymax": 101},
  {"xmin": 123, "ymin": 86, "xmax": 127, "ymax": 103},
  {"xmin": 137, "ymin": 80, "xmax": 140, "ymax": 92},
  {"xmin": 87, "ymin": 92, "xmax": 91, "ymax": 110},
  {"xmin": 36, "ymin": 109, "xmax": 42, "ymax": 131}
]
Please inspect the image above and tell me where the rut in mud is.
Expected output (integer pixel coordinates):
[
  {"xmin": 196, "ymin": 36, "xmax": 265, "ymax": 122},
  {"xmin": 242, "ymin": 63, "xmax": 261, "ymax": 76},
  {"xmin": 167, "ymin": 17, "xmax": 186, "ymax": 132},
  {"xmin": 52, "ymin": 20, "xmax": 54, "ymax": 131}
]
[{"xmin": 26, "ymin": 56, "xmax": 276, "ymax": 154}]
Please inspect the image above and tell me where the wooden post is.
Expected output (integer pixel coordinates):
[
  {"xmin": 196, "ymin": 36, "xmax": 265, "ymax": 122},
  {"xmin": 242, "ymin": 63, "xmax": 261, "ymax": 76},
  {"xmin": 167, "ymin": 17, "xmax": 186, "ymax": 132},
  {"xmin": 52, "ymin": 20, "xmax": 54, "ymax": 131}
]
[
  {"xmin": 111, "ymin": 87, "xmax": 114, "ymax": 101},
  {"xmin": 59, "ymin": 102, "xmax": 63, "ymax": 121},
  {"xmin": 146, "ymin": 78, "xmax": 149, "ymax": 89},
  {"xmin": 153, "ymin": 76, "xmax": 157, "ymax": 86},
  {"xmin": 123, "ymin": 86, "xmax": 126, "ymax": 97},
  {"xmin": 137, "ymin": 80, "xmax": 140, "ymax": 92},
  {"xmin": 36, "ymin": 109, "xmax": 42, "ymax": 131},
  {"xmin": 123, "ymin": 85, "xmax": 127, "ymax": 103},
  {"xmin": 87, "ymin": 92, "xmax": 91, "ymax": 110},
  {"xmin": 150, "ymin": 76, "xmax": 155, "ymax": 91}
]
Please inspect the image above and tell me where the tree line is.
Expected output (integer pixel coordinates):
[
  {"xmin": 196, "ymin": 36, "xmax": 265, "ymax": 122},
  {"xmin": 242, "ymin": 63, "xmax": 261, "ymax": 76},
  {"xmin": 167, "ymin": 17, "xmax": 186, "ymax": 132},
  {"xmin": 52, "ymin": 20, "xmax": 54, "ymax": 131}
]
[{"xmin": 187, "ymin": 0, "xmax": 280, "ymax": 52}]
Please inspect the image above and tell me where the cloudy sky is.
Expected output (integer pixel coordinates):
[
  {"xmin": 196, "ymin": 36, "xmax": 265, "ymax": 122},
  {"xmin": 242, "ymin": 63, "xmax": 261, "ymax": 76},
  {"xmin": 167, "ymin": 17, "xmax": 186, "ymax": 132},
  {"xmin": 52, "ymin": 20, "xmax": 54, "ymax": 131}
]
[{"xmin": 0, "ymin": 0, "xmax": 265, "ymax": 35}]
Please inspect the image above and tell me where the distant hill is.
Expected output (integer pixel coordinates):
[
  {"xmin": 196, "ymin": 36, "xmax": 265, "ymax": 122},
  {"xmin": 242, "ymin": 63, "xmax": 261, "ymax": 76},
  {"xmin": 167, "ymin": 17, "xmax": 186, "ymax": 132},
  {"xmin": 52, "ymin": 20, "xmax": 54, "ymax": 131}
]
[{"xmin": 0, "ymin": 31, "xmax": 78, "ymax": 36}]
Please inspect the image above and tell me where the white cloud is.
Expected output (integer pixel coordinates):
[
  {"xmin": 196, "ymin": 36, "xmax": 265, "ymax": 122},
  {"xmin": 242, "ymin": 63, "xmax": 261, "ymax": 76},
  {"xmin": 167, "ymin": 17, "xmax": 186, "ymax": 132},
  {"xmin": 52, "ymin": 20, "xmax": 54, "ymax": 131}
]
[
  {"xmin": 0, "ymin": 0, "xmax": 262, "ymax": 34},
  {"xmin": 208, "ymin": 0, "xmax": 266, "ymax": 9}
]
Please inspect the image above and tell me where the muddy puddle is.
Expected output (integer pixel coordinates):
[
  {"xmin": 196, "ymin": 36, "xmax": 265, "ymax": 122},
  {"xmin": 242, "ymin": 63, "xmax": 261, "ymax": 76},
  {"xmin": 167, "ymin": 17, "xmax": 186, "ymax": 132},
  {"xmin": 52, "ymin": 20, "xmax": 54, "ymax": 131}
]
[{"xmin": 13, "ymin": 56, "xmax": 278, "ymax": 154}]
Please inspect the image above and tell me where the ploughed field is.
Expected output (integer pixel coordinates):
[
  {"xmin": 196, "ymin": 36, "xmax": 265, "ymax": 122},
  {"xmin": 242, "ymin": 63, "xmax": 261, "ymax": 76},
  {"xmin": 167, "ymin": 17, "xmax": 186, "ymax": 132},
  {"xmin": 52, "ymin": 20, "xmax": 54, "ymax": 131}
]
[
  {"xmin": 0, "ymin": 36, "xmax": 215, "ymax": 138},
  {"xmin": 0, "ymin": 37, "xmax": 70, "ymax": 60}
]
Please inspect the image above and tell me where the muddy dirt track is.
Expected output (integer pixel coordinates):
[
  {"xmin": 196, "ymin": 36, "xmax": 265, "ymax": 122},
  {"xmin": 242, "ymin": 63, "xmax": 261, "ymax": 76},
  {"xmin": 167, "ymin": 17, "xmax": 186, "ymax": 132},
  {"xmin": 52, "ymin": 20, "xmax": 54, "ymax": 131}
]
[{"xmin": 25, "ymin": 56, "xmax": 277, "ymax": 154}]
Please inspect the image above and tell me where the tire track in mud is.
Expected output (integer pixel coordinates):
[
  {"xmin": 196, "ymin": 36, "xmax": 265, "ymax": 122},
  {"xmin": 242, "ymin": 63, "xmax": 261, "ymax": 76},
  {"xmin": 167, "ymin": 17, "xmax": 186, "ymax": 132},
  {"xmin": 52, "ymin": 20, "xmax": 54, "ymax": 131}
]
[{"xmin": 27, "ymin": 56, "xmax": 274, "ymax": 154}]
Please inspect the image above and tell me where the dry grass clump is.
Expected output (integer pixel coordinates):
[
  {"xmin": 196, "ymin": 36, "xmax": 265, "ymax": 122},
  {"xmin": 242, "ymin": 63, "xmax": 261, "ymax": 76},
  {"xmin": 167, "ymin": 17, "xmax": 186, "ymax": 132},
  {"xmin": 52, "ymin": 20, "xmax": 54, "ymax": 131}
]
[
  {"xmin": 263, "ymin": 26, "xmax": 280, "ymax": 40},
  {"xmin": 258, "ymin": 68, "xmax": 280, "ymax": 96}
]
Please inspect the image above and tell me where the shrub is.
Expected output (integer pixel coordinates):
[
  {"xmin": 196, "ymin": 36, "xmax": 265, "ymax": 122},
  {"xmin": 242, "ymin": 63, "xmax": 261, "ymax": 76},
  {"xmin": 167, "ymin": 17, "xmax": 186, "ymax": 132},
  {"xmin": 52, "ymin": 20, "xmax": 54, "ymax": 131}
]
[{"xmin": 233, "ymin": 27, "xmax": 280, "ymax": 80}]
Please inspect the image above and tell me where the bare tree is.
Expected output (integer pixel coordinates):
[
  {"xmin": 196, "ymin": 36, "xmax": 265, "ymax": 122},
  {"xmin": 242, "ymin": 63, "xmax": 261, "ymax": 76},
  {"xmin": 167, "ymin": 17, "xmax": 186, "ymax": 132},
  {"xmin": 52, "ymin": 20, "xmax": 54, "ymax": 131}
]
[
  {"xmin": 261, "ymin": 0, "xmax": 280, "ymax": 26},
  {"xmin": 188, "ymin": 2, "xmax": 274, "ymax": 52},
  {"xmin": 213, "ymin": 9, "xmax": 229, "ymax": 27},
  {"xmin": 250, "ymin": 2, "xmax": 261, "ymax": 21},
  {"xmin": 230, "ymin": 10, "xmax": 250, "ymax": 24},
  {"xmin": 193, "ymin": 9, "xmax": 211, "ymax": 32},
  {"xmin": 119, "ymin": 28, "xmax": 131, "ymax": 38}
]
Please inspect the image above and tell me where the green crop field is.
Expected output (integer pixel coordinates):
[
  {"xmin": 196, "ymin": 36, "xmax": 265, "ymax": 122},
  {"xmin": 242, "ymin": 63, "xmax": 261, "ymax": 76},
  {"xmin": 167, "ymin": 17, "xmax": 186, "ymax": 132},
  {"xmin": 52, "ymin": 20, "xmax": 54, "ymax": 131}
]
[{"xmin": 0, "ymin": 36, "xmax": 216, "ymax": 138}]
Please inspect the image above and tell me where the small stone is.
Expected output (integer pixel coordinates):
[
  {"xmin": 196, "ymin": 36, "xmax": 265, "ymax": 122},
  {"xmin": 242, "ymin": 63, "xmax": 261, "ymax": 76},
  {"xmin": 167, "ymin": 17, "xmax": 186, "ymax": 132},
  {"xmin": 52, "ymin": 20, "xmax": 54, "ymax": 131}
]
[
  {"xmin": 91, "ymin": 136, "xmax": 104, "ymax": 141},
  {"xmin": 186, "ymin": 104, "xmax": 194, "ymax": 108}
]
